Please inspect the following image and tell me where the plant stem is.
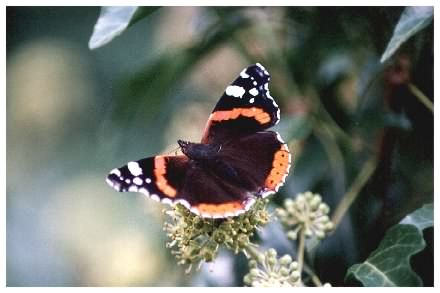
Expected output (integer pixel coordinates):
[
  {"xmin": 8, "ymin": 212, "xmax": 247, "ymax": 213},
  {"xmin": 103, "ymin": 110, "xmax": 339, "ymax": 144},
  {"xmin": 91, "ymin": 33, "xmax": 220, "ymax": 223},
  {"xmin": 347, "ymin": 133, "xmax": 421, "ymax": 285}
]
[
  {"xmin": 244, "ymin": 245, "xmax": 261, "ymax": 260},
  {"xmin": 297, "ymin": 228, "xmax": 306, "ymax": 273},
  {"xmin": 408, "ymin": 83, "xmax": 433, "ymax": 113},
  {"xmin": 331, "ymin": 156, "xmax": 378, "ymax": 230},
  {"xmin": 303, "ymin": 264, "xmax": 323, "ymax": 287}
]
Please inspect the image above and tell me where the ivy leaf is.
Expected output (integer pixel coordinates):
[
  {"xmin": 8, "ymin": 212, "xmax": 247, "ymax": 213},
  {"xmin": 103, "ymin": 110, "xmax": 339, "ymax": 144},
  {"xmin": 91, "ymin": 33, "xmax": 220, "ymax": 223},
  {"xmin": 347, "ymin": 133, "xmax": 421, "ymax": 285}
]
[
  {"xmin": 88, "ymin": 6, "xmax": 159, "ymax": 50},
  {"xmin": 380, "ymin": 6, "xmax": 433, "ymax": 63},
  {"xmin": 400, "ymin": 203, "xmax": 433, "ymax": 231},
  {"xmin": 345, "ymin": 203, "xmax": 433, "ymax": 286}
]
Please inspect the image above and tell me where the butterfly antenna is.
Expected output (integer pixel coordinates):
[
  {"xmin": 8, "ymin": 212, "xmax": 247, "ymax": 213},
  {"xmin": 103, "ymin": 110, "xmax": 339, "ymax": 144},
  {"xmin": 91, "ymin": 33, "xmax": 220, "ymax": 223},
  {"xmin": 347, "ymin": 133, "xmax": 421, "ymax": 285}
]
[{"xmin": 165, "ymin": 145, "xmax": 181, "ymax": 156}]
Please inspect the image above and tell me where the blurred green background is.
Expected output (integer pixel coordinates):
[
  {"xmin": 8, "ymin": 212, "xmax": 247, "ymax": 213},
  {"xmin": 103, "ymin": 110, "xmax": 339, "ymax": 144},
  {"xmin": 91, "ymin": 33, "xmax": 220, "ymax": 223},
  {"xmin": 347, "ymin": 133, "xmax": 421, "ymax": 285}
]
[{"xmin": 6, "ymin": 6, "xmax": 433, "ymax": 286}]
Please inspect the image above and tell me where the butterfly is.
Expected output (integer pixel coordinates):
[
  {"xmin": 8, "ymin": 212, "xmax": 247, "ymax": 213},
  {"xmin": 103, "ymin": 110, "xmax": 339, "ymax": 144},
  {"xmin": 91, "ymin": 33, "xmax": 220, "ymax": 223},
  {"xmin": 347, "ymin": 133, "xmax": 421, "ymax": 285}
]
[{"xmin": 106, "ymin": 63, "xmax": 291, "ymax": 218}]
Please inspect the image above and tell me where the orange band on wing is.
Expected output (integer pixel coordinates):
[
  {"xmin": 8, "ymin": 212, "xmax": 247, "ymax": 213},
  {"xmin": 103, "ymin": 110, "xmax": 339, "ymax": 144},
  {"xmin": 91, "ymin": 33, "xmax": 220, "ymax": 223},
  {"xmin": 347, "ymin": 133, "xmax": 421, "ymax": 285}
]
[
  {"xmin": 265, "ymin": 144, "xmax": 290, "ymax": 190},
  {"xmin": 194, "ymin": 201, "xmax": 244, "ymax": 216},
  {"xmin": 154, "ymin": 156, "xmax": 177, "ymax": 197},
  {"xmin": 210, "ymin": 107, "xmax": 271, "ymax": 125}
]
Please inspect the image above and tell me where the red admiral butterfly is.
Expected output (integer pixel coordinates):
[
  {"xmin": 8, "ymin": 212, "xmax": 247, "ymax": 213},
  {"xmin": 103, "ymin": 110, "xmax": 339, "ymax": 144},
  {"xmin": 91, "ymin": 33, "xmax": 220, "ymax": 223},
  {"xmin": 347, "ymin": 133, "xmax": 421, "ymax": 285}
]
[{"xmin": 106, "ymin": 63, "xmax": 291, "ymax": 218}]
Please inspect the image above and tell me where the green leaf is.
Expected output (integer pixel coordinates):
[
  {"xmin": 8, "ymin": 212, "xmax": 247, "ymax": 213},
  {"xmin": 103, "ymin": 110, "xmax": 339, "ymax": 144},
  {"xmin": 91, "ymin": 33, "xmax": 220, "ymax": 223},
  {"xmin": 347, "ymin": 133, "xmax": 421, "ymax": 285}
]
[
  {"xmin": 345, "ymin": 203, "xmax": 433, "ymax": 286},
  {"xmin": 380, "ymin": 6, "xmax": 433, "ymax": 63},
  {"xmin": 88, "ymin": 6, "xmax": 159, "ymax": 50},
  {"xmin": 400, "ymin": 203, "xmax": 433, "ymax": 231}
]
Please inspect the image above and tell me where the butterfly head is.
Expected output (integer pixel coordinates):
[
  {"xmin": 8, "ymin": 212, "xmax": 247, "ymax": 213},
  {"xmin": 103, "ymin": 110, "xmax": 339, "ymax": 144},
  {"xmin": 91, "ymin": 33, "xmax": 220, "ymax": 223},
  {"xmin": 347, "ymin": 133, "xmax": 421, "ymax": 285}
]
[{"xmin": 178, "ymin": 140, "xmax": 221, "ymax": 161}]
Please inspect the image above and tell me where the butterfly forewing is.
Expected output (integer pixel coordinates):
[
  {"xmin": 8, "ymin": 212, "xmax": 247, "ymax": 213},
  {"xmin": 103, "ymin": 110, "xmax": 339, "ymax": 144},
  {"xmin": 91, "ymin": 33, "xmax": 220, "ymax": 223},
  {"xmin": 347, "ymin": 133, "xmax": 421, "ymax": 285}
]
[{"xmin": 201, "ymin": 63, "xmax": 280, "ymax": 144}]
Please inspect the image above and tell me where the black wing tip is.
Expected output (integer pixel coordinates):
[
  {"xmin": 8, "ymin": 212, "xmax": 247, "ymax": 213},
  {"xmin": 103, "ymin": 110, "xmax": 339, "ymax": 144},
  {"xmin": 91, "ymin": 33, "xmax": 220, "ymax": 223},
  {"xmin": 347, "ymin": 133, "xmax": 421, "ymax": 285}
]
[
  {"xmin": 247, "ymin": 63, "xmax": 270, "ymax": 81},
  {"xmin": 106, "ymin": 173, "xmax": 122, "ymax": 191}
]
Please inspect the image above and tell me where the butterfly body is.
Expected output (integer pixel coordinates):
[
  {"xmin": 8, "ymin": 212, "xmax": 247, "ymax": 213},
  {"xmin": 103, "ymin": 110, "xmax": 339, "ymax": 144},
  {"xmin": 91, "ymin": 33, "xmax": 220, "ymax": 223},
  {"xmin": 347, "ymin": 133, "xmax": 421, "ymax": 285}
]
[
  {"xmin": 178, "ymin": 140, "xmax": 220, "ymax": 161},
  {"xmin": 106, "ymin": 63, "xmax": 291, "ymax": 218}
]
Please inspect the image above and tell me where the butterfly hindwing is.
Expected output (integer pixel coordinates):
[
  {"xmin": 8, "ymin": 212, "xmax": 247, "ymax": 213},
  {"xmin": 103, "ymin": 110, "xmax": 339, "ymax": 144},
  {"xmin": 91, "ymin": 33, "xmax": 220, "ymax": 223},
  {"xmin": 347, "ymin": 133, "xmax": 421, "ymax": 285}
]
[
  {"xmin": 216, "ymin": 131, "xmax": 291, "ymax": 197},
  {"xmin": 201, "ymin": 63, "xmax": 280, "ymax": 144}
]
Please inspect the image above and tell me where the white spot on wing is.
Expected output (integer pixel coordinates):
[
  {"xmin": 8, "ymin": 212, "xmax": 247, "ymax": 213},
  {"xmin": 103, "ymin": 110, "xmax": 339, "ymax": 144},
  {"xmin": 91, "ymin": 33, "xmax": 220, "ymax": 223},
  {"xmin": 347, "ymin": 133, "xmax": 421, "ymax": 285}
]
[
  {"xmin": 275, "ymin": 132, "xmax": 285, "ymax": 144},
  {"xmin": 244, "ymin": 198, "xmax": 256, "ymax": 210},
  {"xmin": 240, "ymin": 69, "xmax": 249, "ymax": 78},
  {"xmin": 225, "ymin": 85, "xmax": 245, "ymax": 98},
  {"xmin": 256, "ymin": 63, "xmax": 269, "ymax": 75},
  {"xmin": 106, "ymin": 178, "xmax": 114, "ymax": 187},
  {"xmin": 201, "ymin": 212, "xmax": 211, "ymax": 218},
  {"xmin": 128, "ymin": 185, "xmax": 138, "ymax": 192},
  {"xmin": 190, "ymin": 207, "xmax": 201, "ymax": 215},
  {"xmin": 176, "ymin": 199, "xmax": 191, "ymax": 209},
  {"xmin": 139, "ymin": 188, "xmax": 150, "ymax": 196},
  {"xmin": 133, "ymin": 177, "xmax": 143, "ymax": 185},
  {"xmin": 249, "ymin": 98, "xmax": 255, "ymax": 103},
  {"xmin": 145, "ymin": 178, "xmax": 152, "ymax": 184},
  {"xmin": 161, "ymin": 198, "xmax": 173, "ymax": 205},
  {"xmin": 125, "ymin": 178, "xmax": 131, "ymax": 184},
  {"xmin": 128, "ymin": 161, "xmax": 143, "ymax": 176},
  {"xmin": 261, "ymin": 190, "xmax": 276, "ymax": 198},
  {"xmin": 150, "ymin": 194, "xmax": 160, "ymax": 202},
  {"xmin": 110, "ymin": 168, "xmax": 121, "ymax": 177},
  {"xmin": 249, "ymin": 88, "xmax": 258, "ymax": 96},
  {"xmin": 267, "ymin": 92, "xmax": 275, "ymax": 101}
]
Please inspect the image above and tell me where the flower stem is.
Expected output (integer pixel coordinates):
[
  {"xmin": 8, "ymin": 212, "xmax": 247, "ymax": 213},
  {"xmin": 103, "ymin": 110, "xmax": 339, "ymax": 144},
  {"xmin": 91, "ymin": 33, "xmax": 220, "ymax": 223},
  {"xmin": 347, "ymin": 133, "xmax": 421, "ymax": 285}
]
[
  {"xmin": 303, "ymin": 264, "xmax": 323, "ymax": 287},
  {"xmin": 244, "ymin": 245, "xmax": 261, "ymax": 260},
  {"xmin": 331, "ymin": 156, "xmax": 378, "ymax": 229},
  {"xmin": 408, "ymin": 83, "xmax": 433, "ymax": 113},
  {"xmin": 297, "ymin": 228, "xmax": 306, "ymax": 273}
]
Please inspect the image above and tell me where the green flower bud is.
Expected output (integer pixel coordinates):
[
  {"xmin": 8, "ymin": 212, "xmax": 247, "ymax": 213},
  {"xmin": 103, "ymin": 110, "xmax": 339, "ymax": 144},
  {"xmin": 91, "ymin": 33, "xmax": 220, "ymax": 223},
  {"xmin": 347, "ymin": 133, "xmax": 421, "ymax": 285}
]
[
  {"xmin": 310, "ymin": 195, "xmax": 322, "ymax": 209},
  {"xmin": 200, "ymin": 246, "xmax": 215, "ymax": 262},
  {"xmin": 243, "ymin": 274, "xmax": 252, "ymax": 285},
  {"xmin": 279, "ymin": 267, "xmax": 290, "ymax": 277},
  {"xmin": 279, "ymin": 254, "xmax": 292, "ymax": 266},
  {"xmin": 289, "ymin": 261, "xmax": 299, "ymax": 271},
  {"xmin": 305, "ymin": 228, "xmax": 313, "ymax": 237},
  {"xmin": 267, "ymin": 248, "xmax": 277, "ymax": 258},
  {"xmin": 290, "ymin": 269, "xmax": 301, "ymax": 280},
  {"xmin": 325, "ymin": 221, "xmax": 334, "ymax": 231},
  {"xmin": 319, "ymin": 203, "xmax": 329, "ymax": 214},
  {"xmin": 249, "ymin": 268, "xmax": 260, "ymax": 277},
  {"xmin": 287, "ymin": 230, "xmax": 298, "ymax": 240},
  {"xmin": 267, "ymin": 256, "xmax": 277, "ymax": 266},
  {"xmin": 249, "ymin": 259, "xmax": 258, "ymax": 269},
  {"xmin": 315, "ymin": 230, "xmax": 325, "ymax": 239}
]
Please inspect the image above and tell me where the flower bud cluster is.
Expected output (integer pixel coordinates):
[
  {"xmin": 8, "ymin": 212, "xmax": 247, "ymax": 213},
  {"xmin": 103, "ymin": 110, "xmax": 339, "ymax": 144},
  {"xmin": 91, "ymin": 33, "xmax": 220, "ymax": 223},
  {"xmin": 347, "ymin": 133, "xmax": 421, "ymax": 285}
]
[
  {"xmin": 163, "ymin": 199, "xmax": 270, "ymax": 272},
  {"xmin": 243, "ymin": 248, "xmax": 302, "ymax": 287},
  {"xmin": 276, "ymin": 192, "xmax": 334, "ymax": 240}
]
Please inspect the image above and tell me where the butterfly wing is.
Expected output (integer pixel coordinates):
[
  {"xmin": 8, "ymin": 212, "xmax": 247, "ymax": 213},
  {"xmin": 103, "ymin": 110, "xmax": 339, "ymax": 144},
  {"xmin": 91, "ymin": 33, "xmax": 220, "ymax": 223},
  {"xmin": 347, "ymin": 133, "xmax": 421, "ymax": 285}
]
[
  {"xmin": 201, "ymin": 63, "xmax": 280, "ymax": 144},
  {"xmin": 215, "ymin": 131, "xmax": 291, "ymax": 198},
  {"xmin": 106, "ymin": 155, "xmax": 193, "ymax": 208},
  {"xmin": 106, "ymin": 155, "xmax": 256, "ymax": 218}
]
